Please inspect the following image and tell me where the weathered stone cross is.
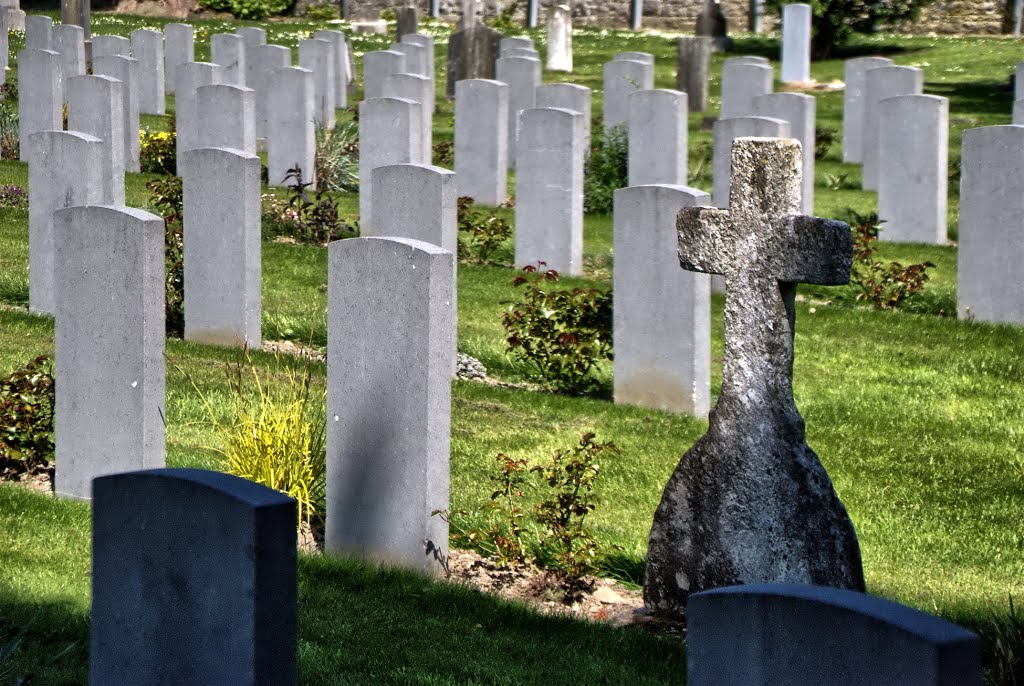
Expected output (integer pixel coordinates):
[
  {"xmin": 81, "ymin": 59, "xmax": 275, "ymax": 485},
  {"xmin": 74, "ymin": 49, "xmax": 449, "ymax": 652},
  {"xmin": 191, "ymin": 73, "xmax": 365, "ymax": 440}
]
[{"xmin": 644, "ymin": 137, "xmax": 865, "ymax": 622}]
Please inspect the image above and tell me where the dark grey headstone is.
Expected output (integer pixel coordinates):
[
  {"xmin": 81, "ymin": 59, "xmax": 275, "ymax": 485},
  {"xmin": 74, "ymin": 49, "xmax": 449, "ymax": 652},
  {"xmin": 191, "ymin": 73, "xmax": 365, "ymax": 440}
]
[
  {"xmin": 91, "ymin": 468, "xmax": 297, "ymax": 686},
  {"xmin": 644, "ymin": 138, "xmax": 864, "ymax": 622},
  {"xmin": 396, "ymin": 5, "xmax": 417, "ymax": 40},
  {"xmin": 688, "ymin": 583, "xmax": 981, "ymax": 686},
  {"xmin": 676, "ymin": 36, "xmax": 712, "ymax": 112},
  {"xmin": 695, "ymin": 0, "xmax": 731, "ymax": 50},
  {"xmin": 445, "ymin": 21, "xmax": 502, "ymax": 97}
]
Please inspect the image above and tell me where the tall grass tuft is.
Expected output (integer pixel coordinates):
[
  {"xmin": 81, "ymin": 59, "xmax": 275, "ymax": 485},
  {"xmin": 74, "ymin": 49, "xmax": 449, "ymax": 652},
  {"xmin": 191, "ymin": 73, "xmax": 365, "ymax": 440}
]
[
  {"xmin": 314, "ymin": 122, "xmax": 359, "ymax": 194},
  {"xmin": 190, "ymin": 349, "xmax": 326, "ymax": 526}
]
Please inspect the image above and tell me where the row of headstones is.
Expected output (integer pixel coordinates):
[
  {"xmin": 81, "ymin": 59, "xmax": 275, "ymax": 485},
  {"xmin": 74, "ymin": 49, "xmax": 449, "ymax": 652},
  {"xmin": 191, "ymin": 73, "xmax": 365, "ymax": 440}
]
[
  {"xmin": 87, "ymin": 466, "xmax": 981, "ymax": 684},
  {"xmin": 0, "ymin": 5, "xmax": 26, "ymax": 85}
]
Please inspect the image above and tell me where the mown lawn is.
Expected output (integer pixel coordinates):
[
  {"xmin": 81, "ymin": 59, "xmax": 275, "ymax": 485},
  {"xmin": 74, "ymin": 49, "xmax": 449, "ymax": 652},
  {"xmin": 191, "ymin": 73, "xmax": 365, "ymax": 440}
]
[{"xmin": 1, "ymin": 14, "xmax": 1023, "ymax": 685}]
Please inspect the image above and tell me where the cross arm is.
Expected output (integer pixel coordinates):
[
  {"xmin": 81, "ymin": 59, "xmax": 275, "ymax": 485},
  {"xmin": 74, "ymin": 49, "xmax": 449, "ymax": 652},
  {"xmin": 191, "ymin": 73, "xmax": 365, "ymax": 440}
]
[
  {"xmin": 774, "ymin": 215, "xmax": 853, "ymax": 285},
  {"xmin": 677, "ymin": 206, "xmax": 729, "ymax": 276}
]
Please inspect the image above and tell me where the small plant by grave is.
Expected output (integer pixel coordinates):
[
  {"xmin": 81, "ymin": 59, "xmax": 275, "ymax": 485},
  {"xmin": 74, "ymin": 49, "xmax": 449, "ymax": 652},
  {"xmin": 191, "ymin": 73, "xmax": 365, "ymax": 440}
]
[
  {"xmin": 432, "ymin": 139, "xmax": 454, "ymax": 166},
  {"xmin": 984, "ymin": 595, "xmax": 1024, "ymax": 686},
  {"xmin": 262, "ymin": 167, "xmax": 357, "ymax": 245},
  {"xmin": 0, "ymin": 102, "xmax": 19, "ymax": 160},
  {"xmin": 501, "ymin": 264, "xmax": 613, "ymax": 394},
  {"xmin": 456, "ymin": 197, "xmax": 512, "ymax": 265},
  {"xmin": 146, "ymin": 177, "xmax": 186, "ymax": 337},
  {"xmin": 688, "ymin": 140, "xmax": 713, "ymax": 187},
  {"xmin": 188, "ymin": 349, "xmax": 327, "ymax": 526},
  {"xmin": 846, "ymin": 210, "xmax": 934, "ymax": 310},
  {"xmin": 583, "ymin": 124, "xmax": 628, "ymax": 215},
  {"xmin": 314, "ymin": 122, "xmax": 359, "ymax": 194},
  {"xmin": 140, "ymin": 127, "xmax": 176, "ymax": 176},
  {"xmin": 532, "ymin": 432, "xmax": 620, "ymax": 601},
  {"xmin": 0, "ymin": 185, "xmax": 28, "ymax": 210},
  {"xmin": 0, "ymin": 355, "xmax": 55, "ymax": 479},
  {"xmin": 815, "ymin": 126, "xmax": 837, "ymax": 160}
]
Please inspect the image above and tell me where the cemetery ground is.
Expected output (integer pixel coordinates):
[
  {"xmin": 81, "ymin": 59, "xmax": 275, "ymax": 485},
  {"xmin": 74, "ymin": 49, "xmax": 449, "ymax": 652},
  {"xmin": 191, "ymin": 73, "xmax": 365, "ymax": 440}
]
[{"xmin": 1, "ymin": 14, "xmax": 1023, "ymax": 684}]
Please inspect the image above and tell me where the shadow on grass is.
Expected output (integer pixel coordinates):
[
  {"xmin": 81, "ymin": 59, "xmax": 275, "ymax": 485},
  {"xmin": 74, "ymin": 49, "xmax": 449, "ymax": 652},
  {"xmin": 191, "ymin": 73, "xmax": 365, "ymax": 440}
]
[{"xmin": 926, "ymin": 80, "xmax": 1015, "ymax": 117}]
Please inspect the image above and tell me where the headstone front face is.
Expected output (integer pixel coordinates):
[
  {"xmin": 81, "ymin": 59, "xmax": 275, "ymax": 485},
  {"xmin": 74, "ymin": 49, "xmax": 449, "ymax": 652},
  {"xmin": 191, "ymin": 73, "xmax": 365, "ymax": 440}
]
[
  {"xmin": 66, "ymin": 74, "xmax": 125, "ymax": 205},
  {"xmin": 753, "ymin": 92, "xmax": 816, "ymax": 214},
  {"xmin": 52, "ymin": 24, "xmax": 85, "ymax": 82},
  {"xmin": 628, "ymin": 88, "xmax": 688, "ymax": 187},
  {"xmin": 252, "ymin": 44, "xmax": 291, "ymax": 140},
  {"xmin": 25, "ymin": 14, "xmax": 53, "ymax": 50},
  {"xmin": 780, "ymin": 3, "xmax": 811, "ymax": 83},
  {"xmin": 841, "ymin": 56, "xmax": 892, "ymax": 163},
  {"xmin": 196, "ymin": 84, "xmax": 256, "ymax": 154},
  {"xmin": 862, "ymin": 65, "xmax": 923, "ymax": 190},
  {"xmin": 236, "ymin": 26, "xmax": 266, "ymax": 88},
  {"xmin": 211, "ymin": 33, "xmax": 246, "ymax": 87},
  {"xmin": 358, "ymin": 97, "xmax": 423, "ymax": 230},
  {"xmin": 603, "ymin": 58, "xmax": 654, "ymax": 132},
  {"xmin": 546, "ymin": 5, "xmax": 572, "ymax": 72},
  {"xmin": 957, "ymin": 125, "xmax": 1024, "ymax": 324},
  {"xmin": 28, "ymin": 131, "xmax": 105, "ymax": 315},
  {"xmin": 92, "ymin": 34, "xmax": 130, "ymax": 58},
  {"xmin": 720, "ymin": 58, "xmax": 773, "ymax": 118},
  {"xmin": 93, "ymin": 55, "xmax": 142, "ymax": 173},
  {"xmin": 175, "ymin": 62, "xmax": 222, "ymax": 169},
  {"xmin": 644, "ymin": 137, "xmax": 865, "ymax": 621},
  {"xmin": 370, "ymin": 164, "xmax": 458, "ymax": 259},
  {"xmin": 362, "ymin": 49, "xmax": 405, "ymax": 100},
  {"xmin": 445, "ymin": 22, "xmax": 501, "ymax": 98},
  {"xmin": 383, "ymin": 73, "xmax": 434, "ymax": 163},
  {"xmin": 514, "ymin": 107, "xmax": 584, "ymax": 276},
  {"xmin": 401, "ymin": 33, "xmax": 436, "ymax": 85},
  {"xmin": 454, "ymin": 79, "xmax": 508, "ymax": 205},
  {"xmin": 130, "ymin": 29, "xmax": 166, "ymax": 115},
  {"xmin": 495, "ymin": 55, "xmax": 541, "ymax": 167},
  {"xmin": 267, "ymin": 67, "xmax": 315, "ymax": 188},
  {"xmin": 712, "ymin": 116, "xmax": 790, "ymax": 209},
  {"xmin": 54, "ymin": 206, "xmax": 166, "ymax": 500},
  {"xmin": 536, "ymin": 82, "xmax": 591, "ymax": 156},
  {"xmin": 390, "ymin": 41, "xmax": 429, "ymax": 78},
  {"xmin": 182, "ymin": 147, "xmax": 262, "ymax": 348},
  {"xmin": 676, "ymin": 36, "xmax": 712, "ymax": 112},
  {"xmin": 164, "ymin": 23, "xmax": 194, "ymax": 94},
  {"xmin": 878, "ymin": 94, "xmax": 948, "ymax": 245},
  {"xmin": 298, "ymin": 38, "xmax": 336, "ymax": 129},
  {"xmin": 1016, "ymin": 62, "xmax": 1024, "ymax": 101},
  {"xmin": 613, "ymin": 184, "xmax": 710, "ymax": 416},
  {"xmin": 326, "ymin": 237, "xmax": 453, "ymax": 577},
  {"xmin": 17, "ymin": 49, "xmax": 62, "ymax": 163},
  {"xmin": 687, "ymin": 583, "xmax": 981, "ymax": 686},
  {"xmin": 499, "ymin": 36, "xmax": 534, "ymax": 54},
  {"xmin": 1015, "ymin": 99, "xmax": 1024, "ymax": 125},
  {"xmin": 0, "ymin": 12, "xmax": 7, "ymax": 86},
  {"xmin": 91, "ymin": 469, "xmax": 297, "ymax": 685},
  {"xmin": 314, "ymin": 30, "xmax": 349, "ymax": 108}
]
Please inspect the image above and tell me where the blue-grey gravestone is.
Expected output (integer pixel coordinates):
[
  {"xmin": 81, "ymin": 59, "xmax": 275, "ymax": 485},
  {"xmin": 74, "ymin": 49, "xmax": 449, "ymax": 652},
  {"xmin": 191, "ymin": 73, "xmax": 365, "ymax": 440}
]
[
  {"xmin": 688, "ymin": 583, "xmax": 981, "ymax": 686},
  {"xmin": 363, "ymin": 49, "xmax": 406, "ymax": 99},
  {"xmin": 358, "ymin": 97, "xmax": 422, "ymax": 230},
  {"xmin": 390, "ymin": 40, "xmax": 429, "ymax": 78},
  {"xmin": 603, "ymin": 58, "xmax": 654, "ymax": 132},
  {"xmin": 628, "ymin": 88, "xmax": 687, "ymax": 186},
  {"xmin": 754, "ymin": 91, "xmax": 816, "ymax": 213},
  {"xmin": 52, "ymin": 23, "xmax": 84, "ymax": 83},
  {"xmin": 91, "ymin": 468, "xmax": 297, "ymax": 686},
  {"xmin": 25, "ymin": 14, "xmax": 52, "ymax": 50},
  {"xmin": 130, "ymin": 28, "xmax": 165, "ymax": 115},
  {"xmin": 720, "ymin": 58, "xmax": 772, "ymax": 119},
  {"xmin": 455, "ymin": 79, "xmax": 508, "ymax": 205},
  {"xmin": 536, "ymin": 83, "xmax": 591, "ymax": 156},
  {"xmin": 383, "ymin": 73, "xmax": 434, "ymax": 162},
  {"xmin": 196, "ymin": 83, "xmax": 256, "ymax": 154},
  {"xmin": 314, "ymin": 29, "xmax": 349, "ymax": 108},
  {"xmin": 299, "ymin": 37, "xmax": 336, "ymax": 129},
  {"xmin": 53, "ymin": 206, "xmax": 166, "ymax": 500},
  {"xmin": 93, "ymin": 54, "xmax": 142, "ymax": 173},
  {"xmin": 164, "ymin": 23, "xmax": 194, "ymax": 94},
  {"xmin": 17, "ymin": 49, "xmax": 62, "ymax": 162},
  {"xmin": 514, "ymin": 107, "xmax": 584, "ymax": 275},
  {"xmin": 237, "ymin": 26, "xmax": 266, "ymax": 87},
  {"xmin": 66, "ymin": 74, "xmax": 125, "ymax": 205},
  {"xmin": 175, "ymin": 62, "xmax": 223, "ymax": 169},
  {"xmin": 252, "ymin": 44, "xmax": 291, "ymax": 141},
  {"xmin": 644, "ymin": 138, "xmax": 864, "ymax": 621},
  {"xmin": 496, "ymin": 55, "xmax": 541, "ymax": 167},
  {"xmin": 780, "ymin": 3, "xmax": 811, "ymax": 83},
  {"xmin": 326, "ymin": 237, "xmax": 453, "ymax": 576},
  {"xmin": 92, "ymin": 34, "xmax": 129, "ymax": 58},
  {"xmin": 267, "ymin": 67, "xmax": 315, "ymax": 188},
  {"xmin": 842, "ymin": 56, "xmax": 891, "ymax": 163},
  {"xmin": 28, "ymin": 131, "xmax": 105, "ymax": 316},
  {"xmin": 878, "ymin": 94, "xmax": 948, "ymax": 244},
  {"xmin": 211, "ymin": 32, "xmax": 246, "ymax": 87},
  {"xmin": 1015, "ymin": 99, "xmax": 1024, "ymax": 125},
  {"xmin": 182, "ymin": 147, "xmax": 262, "ymax": 348},
  {"xmin": 957, "ymin": 125, "xmax": 1024, "ymax": 324},
  {"xmin": 613, "ymin": 184, "xmax": 710, "ymax": 416}
]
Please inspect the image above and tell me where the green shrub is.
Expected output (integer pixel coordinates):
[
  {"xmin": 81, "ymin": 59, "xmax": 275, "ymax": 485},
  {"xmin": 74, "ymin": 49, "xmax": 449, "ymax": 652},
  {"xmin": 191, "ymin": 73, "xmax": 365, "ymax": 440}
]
[
  {"xmin": 315, "ymin": 122, "xmax": 359, "ymax": 194},
  {"xmin": 262, "ymin": 169, "xmax": 357, "ymax": 244},
  {"xmin": 846, "ymin": 210, "xmax": 934, "ymax": 310},
  {"xmin": 198, "ymin": 0, "xmax": 292, "ymax": 19},
  {"xmin": 0, "ymin": 102, "xmax": 20, "ymax": 160},
  {"xmin": 456, "ymin": 197, "xmax": 512, "ymax": 265},
  {"xmin": 501, "ymin": 264, "xmax": 613, "ymax": 394},
  {"xmin": 815, "ymin": 126, "xmax": 837, "ymax": 160},
  {"xmin": 146, "ymin": 177, "xmax": 185, "ymax": 336},
  {"xmin": 304, "ymin": 1, "xmax": 339, "ymax": 19},
  {"xmin": 140, "ymin": 127, "xmax": 176, "ymax": 176},
  {"xmin": 583, "ymin": 124, "xmax": 628, "ymax": 215},
  {"xmin": 984, "ymin": 596, "xmax": 1024, "ymax": 686},
  {"xmin": 191, "ymin": 350, "xmax": 327, "ymax": 525},
  {"xmin": 0, "ymin": 355, "xmax": 55, "ymax": 478}
]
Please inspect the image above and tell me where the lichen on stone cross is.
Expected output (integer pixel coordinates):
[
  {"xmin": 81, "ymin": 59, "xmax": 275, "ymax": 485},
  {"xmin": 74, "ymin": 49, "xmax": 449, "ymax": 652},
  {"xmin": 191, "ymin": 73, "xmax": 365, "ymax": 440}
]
[{"xmin": 643, "ymin": 137, "xmax": 865, "ymax": 623}]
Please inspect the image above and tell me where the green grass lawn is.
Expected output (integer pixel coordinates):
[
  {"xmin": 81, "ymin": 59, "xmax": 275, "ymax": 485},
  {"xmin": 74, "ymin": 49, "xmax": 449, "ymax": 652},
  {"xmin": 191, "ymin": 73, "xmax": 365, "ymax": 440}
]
[{"xmin": 2, "ymin": 14, "xmax": 1023, "ymax": 685}]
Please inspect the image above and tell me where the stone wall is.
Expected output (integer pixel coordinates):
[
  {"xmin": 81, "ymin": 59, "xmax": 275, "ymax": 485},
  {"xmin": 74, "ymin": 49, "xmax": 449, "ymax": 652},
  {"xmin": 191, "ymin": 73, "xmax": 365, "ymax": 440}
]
[{"xmin": 356, "ymin": 0, "xmax": 1010, "ymax": 35}]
